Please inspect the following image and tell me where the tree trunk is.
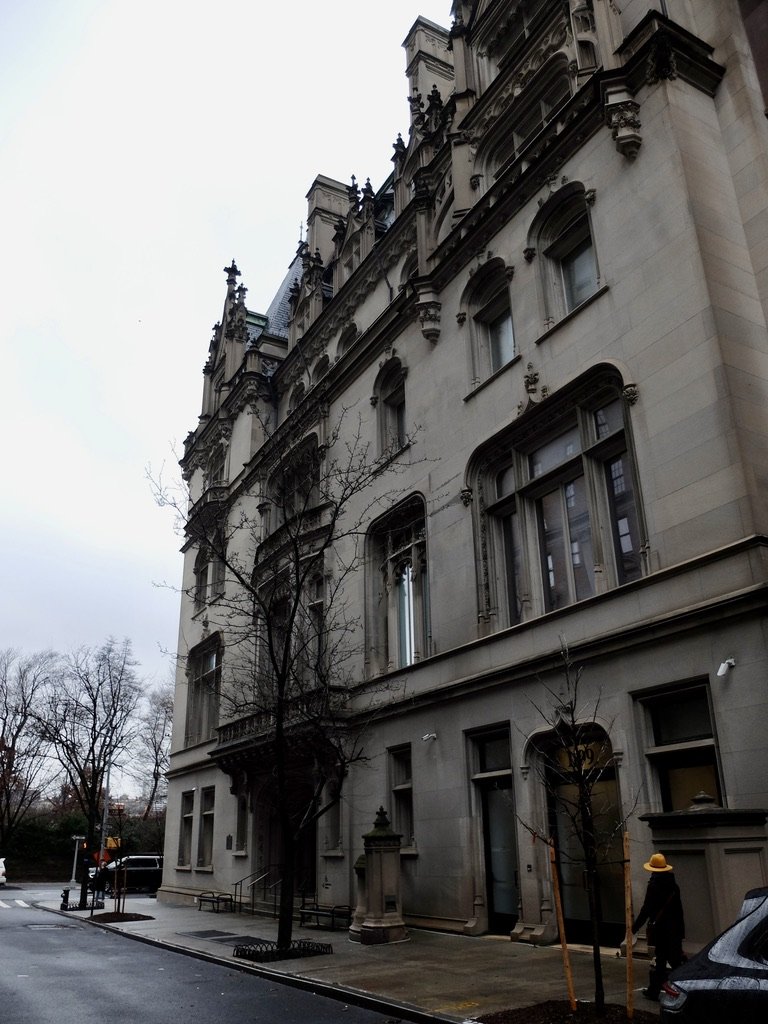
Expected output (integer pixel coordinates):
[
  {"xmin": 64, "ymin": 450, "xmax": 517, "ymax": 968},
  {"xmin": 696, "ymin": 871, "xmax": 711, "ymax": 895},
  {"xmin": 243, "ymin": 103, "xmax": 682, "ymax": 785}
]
[
  {"xmin": 581, "ymin": 794, "xmax": 605, "ymax": 1014},
  {"xmin": 276, "ymin": 832, "xmax": 296, "ymax": 950}
]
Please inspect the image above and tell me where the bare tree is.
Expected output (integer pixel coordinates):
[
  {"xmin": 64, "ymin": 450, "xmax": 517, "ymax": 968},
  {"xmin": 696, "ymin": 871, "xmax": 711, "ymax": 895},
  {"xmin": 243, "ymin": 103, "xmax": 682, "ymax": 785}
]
[
  {"xmin": 36, "ymin": 638, "xmax": 142, "ymax": 908},
  {"xmin": 153, "ymin": 406, "xmax": 418, "ymax": 947},
  {"xmin": 130, "ymin": 680, "xmax": 173, "ymax": 819},
  {"xmin": 523, "ymin": 640, "xmax": 632, "ymax": 1016},
  {"xmin": 0, "ymin": 649, "xmax": 58, "ymax": 850}
]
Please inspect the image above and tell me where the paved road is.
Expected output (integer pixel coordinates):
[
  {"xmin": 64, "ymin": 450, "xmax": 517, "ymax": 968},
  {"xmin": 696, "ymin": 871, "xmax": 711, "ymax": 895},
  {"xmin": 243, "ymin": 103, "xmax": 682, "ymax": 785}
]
[{"xmin": 1, "ymin": 886, "xmax": 402, "ymax": 1024}]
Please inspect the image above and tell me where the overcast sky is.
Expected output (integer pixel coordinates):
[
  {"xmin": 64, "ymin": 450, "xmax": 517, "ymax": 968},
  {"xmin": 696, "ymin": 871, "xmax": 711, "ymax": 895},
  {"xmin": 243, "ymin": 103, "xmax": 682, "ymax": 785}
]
[{"xmin": 1, "ymin": 0, "xmax": 451, "ymax": 687}]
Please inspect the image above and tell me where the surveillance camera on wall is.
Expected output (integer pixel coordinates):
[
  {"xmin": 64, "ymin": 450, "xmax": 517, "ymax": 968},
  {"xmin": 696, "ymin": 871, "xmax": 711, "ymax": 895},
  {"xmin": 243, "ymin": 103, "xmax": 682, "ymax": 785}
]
[
  {"xmin": 717, "ymin": 658, "xmax": 735, "ymax": 677},
  {"xmin": 421, "ymin": 732, "xmax": 437, "ymax": 742}
]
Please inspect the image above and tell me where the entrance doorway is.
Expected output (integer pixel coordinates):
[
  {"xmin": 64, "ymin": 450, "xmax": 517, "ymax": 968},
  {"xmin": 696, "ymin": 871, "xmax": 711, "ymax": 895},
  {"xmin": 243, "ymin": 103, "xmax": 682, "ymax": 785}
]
[
  {"xmin": 471, "ymin": 727, "xmax": 519, "ymax": 933},
  {"xmin": 480, "ymin": 777, "xmax": 519, "ymax": 931},
  {"xmin": 545, "ymin": 728, "xmax": 625, "ymax": 945}
]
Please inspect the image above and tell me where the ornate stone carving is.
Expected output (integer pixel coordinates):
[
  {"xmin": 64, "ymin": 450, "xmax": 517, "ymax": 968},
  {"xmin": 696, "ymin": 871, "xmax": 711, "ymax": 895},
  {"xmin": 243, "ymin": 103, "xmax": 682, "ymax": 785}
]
[
  {"xmin": 524, "ymin": 364, "xmax": 539, "ymax": 393},
  {"xmin": 524, "ymin": 247, "xmax": 536, "ymax": 263},
  {"xmin": 460, "ymin": 487, "xmax": 473, "ymax": 507},
  {"xmin": 622, "ymin": 383, "xmax": 640, "ymax": 405},
  {"xmin": 609, "ymin": 101, "xmax": 642, "ymax": 159},
  {"xmin": 418, "ymin": 299, "xmax": 442, "ymax": 344}
]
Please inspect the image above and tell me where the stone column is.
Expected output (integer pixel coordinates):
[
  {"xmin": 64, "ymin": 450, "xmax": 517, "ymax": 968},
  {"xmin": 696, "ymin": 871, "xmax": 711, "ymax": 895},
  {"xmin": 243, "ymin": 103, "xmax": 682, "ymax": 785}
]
[{"xmin": 358, "ymin": 807, "xmax": 408, "ymax": 945}]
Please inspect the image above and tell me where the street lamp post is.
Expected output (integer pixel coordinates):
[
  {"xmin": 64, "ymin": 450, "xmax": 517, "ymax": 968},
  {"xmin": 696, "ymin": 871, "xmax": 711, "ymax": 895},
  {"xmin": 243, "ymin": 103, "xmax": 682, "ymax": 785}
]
[{"xmin": 69, "ymin": 834, "xmax": 85, "ymax": 887}]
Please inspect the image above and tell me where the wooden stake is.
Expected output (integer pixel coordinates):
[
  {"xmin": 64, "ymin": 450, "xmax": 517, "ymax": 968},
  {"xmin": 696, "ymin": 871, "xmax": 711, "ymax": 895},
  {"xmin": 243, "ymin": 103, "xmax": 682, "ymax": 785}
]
[
  {"xmin": 549, "ymin": 838, "xmax": 577, "ymax": 1012},
  {"xmin": 624, "ymin": 832, "xmax": 634, "ymax": 1020}
]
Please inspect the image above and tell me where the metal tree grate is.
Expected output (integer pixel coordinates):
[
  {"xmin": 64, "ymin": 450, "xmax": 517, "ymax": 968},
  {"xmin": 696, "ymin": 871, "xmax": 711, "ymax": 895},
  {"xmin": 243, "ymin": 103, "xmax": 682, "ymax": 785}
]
[{"xmin": 233, "ymin": 938, "xmax": 333, "ymax": 963}]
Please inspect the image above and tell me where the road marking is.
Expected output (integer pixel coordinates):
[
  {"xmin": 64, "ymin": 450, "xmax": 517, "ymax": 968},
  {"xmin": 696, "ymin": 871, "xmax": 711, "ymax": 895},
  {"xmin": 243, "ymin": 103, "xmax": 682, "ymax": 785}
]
[{"xmin": 0, "ymin": 900, "xmax": 11, "ymax": 909}]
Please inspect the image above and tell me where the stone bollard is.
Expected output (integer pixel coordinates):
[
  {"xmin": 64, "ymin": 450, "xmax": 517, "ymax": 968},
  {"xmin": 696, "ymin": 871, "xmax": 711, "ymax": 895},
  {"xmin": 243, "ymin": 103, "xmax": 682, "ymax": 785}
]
[{"xmin": 358, "ymin": 807, "xmax": 408, "ymax": 945}]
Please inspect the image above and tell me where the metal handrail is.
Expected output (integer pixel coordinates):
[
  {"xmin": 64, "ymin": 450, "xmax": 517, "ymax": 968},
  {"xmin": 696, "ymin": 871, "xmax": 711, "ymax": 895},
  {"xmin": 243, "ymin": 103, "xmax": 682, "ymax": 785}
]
[
  {"xmin": 233, "ymin": 864, "xmax": 283, "ymax": 915},
  {"xmin": 265, "ymin": 875, "xmax": 282, "ymax": 917},
  {"xmin": 233, "ymin": 868, "xmax": 269, "ymax": 914}
]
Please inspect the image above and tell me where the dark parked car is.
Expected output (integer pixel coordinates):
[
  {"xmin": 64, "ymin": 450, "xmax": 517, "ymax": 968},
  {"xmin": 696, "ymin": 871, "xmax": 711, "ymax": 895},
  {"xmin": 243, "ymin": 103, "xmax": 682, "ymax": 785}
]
[
  {"xmin": 91, "ymin": 854, "xmax": 163, "ymax": 894},
  {"xmin": 660, "ymin": 887, "xmax": 768, "ymax": 1022}
]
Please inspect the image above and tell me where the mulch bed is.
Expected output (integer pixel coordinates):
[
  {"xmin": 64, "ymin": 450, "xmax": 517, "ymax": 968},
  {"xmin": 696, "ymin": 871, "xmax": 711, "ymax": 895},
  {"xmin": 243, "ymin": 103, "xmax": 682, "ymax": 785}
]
[
  {"xmin": 477, "ymin": 1000, "xmax": 658, "ymax": 1023},
  {"xmin": 90, "ymin": 912, "xmax": 155, "ymax": 923}
]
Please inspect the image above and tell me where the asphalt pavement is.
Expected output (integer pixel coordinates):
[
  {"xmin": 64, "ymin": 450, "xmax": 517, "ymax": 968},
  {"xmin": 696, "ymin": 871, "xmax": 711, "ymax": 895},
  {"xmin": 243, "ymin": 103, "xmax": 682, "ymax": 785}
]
[{"xmin": 37, "ymin": 895, "xmax": 659, "ymax": 1023}]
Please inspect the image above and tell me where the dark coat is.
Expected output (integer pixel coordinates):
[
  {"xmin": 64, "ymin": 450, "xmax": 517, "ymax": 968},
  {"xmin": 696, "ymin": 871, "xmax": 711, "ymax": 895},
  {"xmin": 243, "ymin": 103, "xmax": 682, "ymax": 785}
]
[{"xmin": 633, "ymin": 871, "xmax": 685, "ymax": 940}]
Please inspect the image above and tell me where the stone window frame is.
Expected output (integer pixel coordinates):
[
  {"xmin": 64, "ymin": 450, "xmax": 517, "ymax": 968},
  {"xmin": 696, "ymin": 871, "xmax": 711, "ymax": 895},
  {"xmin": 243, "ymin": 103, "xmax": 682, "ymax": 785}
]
[
  {"xmin": 527, "ymin": 182, "xmax": 600, "ymax": 330},
  {"xmin": 177, "ymin": 790, "xmax": 195, "ymax": 867},
  {"xmin": 192, "ymin": 541, "xmax": 226, "ymax": 613},
  {"xmin": 184, "ymin": 637, "xmax": 221, "ymax": 748},
  {"xmin": 467, "ymin": 367, "xmax": 645, "ymax": 629},
  {"xmin": 477, "ymin": 54, "xmax": 572, "ymax": 183},
  {"xmin": 196, "ymin": 785, "xmax": 216, "ymax": 869},
  {"xmin": 372, "ymin": 355, "xmax": 409, "ymax": 458},
  {"xmin": 461, "ymin": 257, "xmax": 518, "ymax": 389},
  {"xmin": 389, "ymin": 743, "xmax": 415, "ymax": 849},
  {"xmin": 366, "ymin": 494, "xmax": 429, "ymax": 677},
  {"xmin": 636, "ymin": 682, "xmax": 723, "ymax": 812}
]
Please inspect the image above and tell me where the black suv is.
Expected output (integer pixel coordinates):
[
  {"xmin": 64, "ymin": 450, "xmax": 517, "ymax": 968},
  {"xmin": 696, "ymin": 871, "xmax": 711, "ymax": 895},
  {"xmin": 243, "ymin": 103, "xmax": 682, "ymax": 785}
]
[{"xmin": 94, "ymin": 854, "xmax": 164, "ymax": 893}]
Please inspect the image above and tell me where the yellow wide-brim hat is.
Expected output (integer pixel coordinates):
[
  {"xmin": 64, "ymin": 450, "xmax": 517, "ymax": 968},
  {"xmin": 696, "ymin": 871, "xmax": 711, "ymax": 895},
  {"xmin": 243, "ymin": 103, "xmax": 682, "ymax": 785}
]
[{"xmin": 644, "ymin": 852, "xmax": 673, "ymax": 872}]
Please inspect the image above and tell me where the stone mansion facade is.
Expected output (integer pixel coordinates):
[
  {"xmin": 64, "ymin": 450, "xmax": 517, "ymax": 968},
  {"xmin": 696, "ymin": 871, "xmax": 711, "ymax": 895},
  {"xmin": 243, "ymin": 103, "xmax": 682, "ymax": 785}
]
[{"xmin": 161, "ymin": 1, "xmax": 768, "ymax": 946}]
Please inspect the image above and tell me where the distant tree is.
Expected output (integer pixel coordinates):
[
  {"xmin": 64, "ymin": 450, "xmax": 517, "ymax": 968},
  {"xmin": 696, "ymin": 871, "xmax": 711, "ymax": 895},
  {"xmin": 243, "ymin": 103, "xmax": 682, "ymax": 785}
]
[
  {"xmin": 0, "ymin": 648, "xmax": 58, "ymax": 851},
  {"xmin": 35, "ymin": 638, "xmax": 142, "ymax": 908},
  {"xmin": 129, "ymin": 679, "xmax": 173, "ymax": 819}
]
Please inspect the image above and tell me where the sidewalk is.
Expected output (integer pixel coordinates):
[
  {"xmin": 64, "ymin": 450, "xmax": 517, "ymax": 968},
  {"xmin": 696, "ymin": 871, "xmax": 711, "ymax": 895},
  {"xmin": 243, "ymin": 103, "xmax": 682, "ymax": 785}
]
[{"xmin": 39, "ymin": 896, "xmax": 659, "ymax": 1023}]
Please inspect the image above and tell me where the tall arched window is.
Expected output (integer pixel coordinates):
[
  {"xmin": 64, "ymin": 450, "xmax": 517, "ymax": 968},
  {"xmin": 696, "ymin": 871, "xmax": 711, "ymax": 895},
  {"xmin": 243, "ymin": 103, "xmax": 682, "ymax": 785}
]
[
  {"xmin": 193, "ymin": 548, "xmax": 211, "ymax": 612},
  {"xmin": 464, "ymin": 259, "xmax": 516, "ymax": 386},
  {"xmin": 367, "ymin": 496, "xmax": 429, "ymax": 675},
  {"xmin": 373, "ymin": 357, "xmax": 408, "ymax": 455},
  {"xmin": 529, "ymin": 184, "xmax": 599, "ymax": 327}
]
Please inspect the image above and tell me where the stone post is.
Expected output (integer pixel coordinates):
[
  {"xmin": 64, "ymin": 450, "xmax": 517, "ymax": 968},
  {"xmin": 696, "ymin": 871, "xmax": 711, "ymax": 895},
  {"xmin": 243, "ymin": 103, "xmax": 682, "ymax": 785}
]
[
  {"xmin": 348, "ymin": 854, "xmax": 367, "ymax": 943},
  {"xmin": 358, "ymin": 807, "xmax": 408, "ymax": 945}
]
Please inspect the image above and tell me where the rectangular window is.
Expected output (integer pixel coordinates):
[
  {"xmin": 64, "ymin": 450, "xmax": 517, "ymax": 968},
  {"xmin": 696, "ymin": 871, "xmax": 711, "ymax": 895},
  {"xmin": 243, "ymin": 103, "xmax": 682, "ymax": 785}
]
[
  {"xmin": 605, "ymin": 453, "xmax": 642, "ymax": 582},
  {"xmin": 211, "ymin": 556, "xmax": 226, "ymax": 598},
  {"xmin": 184, "ymin": 645, "xmax": 221, "ymax": 747},
  {"xmin": 489, "ymin": 311, "xmax": 515, "ymax": 373},
  {"xmin": 538, "ymin": 475, "xmax": 596, "ymax": 610},
  {"xmin": 476, "ymin": 730, "xmax": 512, "ymax": 773},
  {"xmin": 235, "ymin": 793, "xmax": 248, "ymax": 854},
  {"xmin": 501, "ymin": 509, "xmax": 523, "ymax": 625},
  {"xmin": 178, "ymin": 791, "xmax": 194, "ymax": 867},
  {"xmin": 370, "ymin": 497, "xmax": 429, "ymax": 675},
  {"xmin": 640, "ymin": 685, "xmax": 721, "ymax": 811},
  {"xmin": 197, "ymin": 786, "xmax": 215, "ymax": 868},
  {"xmin": 390, "ymin": 745, "xmax": 414, "ymax": 846},
  {"xmin": 562, "ymin": 233, "xmax": 597, "ymax": 311}
]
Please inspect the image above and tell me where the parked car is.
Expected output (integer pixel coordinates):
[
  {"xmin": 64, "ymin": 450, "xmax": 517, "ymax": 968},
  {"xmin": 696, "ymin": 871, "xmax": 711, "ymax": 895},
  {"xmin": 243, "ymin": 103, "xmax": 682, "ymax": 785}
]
[
  {"xmin": 90, "ymin": 854, "xmax": 163, "ymax": 894},
  {"xmin": 660, "ymin": 887, "xmax": 768, "ymax": 1022},
  {"xmin": 0, "ymin": 857, "xmax": 6, "ymax": 886}
]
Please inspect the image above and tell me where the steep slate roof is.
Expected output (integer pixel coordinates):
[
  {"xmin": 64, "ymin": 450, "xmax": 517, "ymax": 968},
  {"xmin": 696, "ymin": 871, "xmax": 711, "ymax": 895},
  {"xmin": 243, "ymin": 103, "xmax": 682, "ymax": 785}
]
[{"xmin": 263, "ymin": 255, "xmax": 303, "ymax": 338}]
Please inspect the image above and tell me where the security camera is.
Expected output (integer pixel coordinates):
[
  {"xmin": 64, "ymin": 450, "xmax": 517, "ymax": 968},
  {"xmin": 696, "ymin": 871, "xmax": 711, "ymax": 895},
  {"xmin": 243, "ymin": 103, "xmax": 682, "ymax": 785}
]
[
  {"xmin": 717, "ymin": 658, "xmax": 735, "ymax": 678},
  {"xmin": 421, "ymin": 732, "xmax": 437, "ymax": 742}
]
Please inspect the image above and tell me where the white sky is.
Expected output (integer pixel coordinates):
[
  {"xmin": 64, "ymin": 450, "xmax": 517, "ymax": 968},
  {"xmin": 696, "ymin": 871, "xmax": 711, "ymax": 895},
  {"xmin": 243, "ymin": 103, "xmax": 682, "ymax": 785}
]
[{"xmin": 1, "ymin": 0, "xmax": 452, "ymax": 687}]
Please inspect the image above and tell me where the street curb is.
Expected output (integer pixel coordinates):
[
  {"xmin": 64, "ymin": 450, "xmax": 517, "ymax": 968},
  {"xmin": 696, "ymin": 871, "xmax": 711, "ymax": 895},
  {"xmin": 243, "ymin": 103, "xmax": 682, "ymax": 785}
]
[{"xmin": 37, "ymin": 903, "xmax": 463, "ymax": 1024}]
